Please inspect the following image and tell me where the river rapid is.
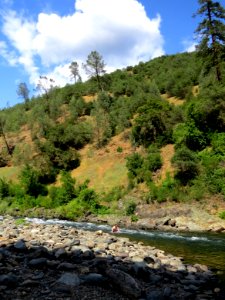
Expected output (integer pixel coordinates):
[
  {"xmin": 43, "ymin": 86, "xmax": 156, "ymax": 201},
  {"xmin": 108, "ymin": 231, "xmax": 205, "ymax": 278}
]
[{"xmin": 26, "ymin": 217, "xmax": 225, "ymax": 286}]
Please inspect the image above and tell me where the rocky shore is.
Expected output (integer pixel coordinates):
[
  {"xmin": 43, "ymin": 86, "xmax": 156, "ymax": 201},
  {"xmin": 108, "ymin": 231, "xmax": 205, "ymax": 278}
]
[
  {"xmin": 86, "ymin": 203, "xmax": 225, "ymax": 234},
  {"xmin": 0, "ymin": 216, "xmax": 224, "ymax": 299}
]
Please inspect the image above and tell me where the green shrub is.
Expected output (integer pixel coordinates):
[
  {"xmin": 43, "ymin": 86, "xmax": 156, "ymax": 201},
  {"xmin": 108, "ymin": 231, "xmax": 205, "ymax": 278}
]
[
  {"xmin": 145, "ymin": 144, "xmax": 162, "ymax": 172},
  {"xmin": 172, "ymin": 147, "xmax": 199, "ymax": 185},
  {"xmin": 19, "ymin": 165, "xmax": 48, "ymax": 198},
  {"xmin": 125, "ymin": 201, "xmax": 137, "ymax": 216},
  {"xmin": 131, "ymin": 214, "xmax": 139, "ymax": 222},
  {"xmin": 15, "ymin": 218, "xmax": 27, "ymax": 226},
  {"xmin": 211, "ymin": 133, "xmax": 225, "ymax": 155},
  {"xmin": 219, "ymin": 211, "xmax": 225, "ymax": 220},
  {"xmin": 117, "ymin": 146, "xmax": 123, "ymax": 153},
  {"xmin": 0, "ymin": 200, "xmax": 10, "ymax": 214},
  {"xmin": 0, "ymin": 178, "xmax": 10, "ymax": 199},
  {"xmin": 36, "ymin": 195, "xmax": 53, "ymax": 209},
  {"xmin": 148, "ymin": 176, "xmax": 181, "ymax": 203},
  {"xmin": 103, "ymin": 186, "xmax": 126, "ymax": 203},
  {"xmin": 126, "ymin": 152, "xmax": 144, "ymax": 183}
]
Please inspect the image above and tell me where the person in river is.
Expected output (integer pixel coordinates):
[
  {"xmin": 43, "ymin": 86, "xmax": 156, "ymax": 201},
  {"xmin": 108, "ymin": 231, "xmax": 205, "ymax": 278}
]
[{"xmin": 111, "ymin": 224, "xmax": 120, "ymax": 233}]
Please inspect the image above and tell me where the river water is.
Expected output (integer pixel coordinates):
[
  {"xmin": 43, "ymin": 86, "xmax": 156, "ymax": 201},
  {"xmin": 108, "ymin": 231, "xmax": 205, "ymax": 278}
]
[{"xmin": 26, "ymin": 218, "xmax": 225, "ymax": 285}]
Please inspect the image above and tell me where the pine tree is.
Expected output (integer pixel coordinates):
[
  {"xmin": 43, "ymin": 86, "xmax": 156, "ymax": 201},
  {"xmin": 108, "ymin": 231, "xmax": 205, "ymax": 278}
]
[
  {"xmin": 194, "ymin": 0, "xmax": 225, "ymax": 82},
  {"xmin": 83, "ymin": 51, "xmax": 106, "ymax": 91},
  {"xmin": 69, "ymin": 61, "xmax": 81, "ymax": 83}
]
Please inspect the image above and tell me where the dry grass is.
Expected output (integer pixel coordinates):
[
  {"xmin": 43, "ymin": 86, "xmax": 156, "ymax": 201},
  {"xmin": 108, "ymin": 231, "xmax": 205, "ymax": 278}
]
[
  {"xmin": 71, "ymin": 131, "xmax": 135, "ymax": 193},
  {"xmin": 82, "ymin": 95, "xmax": 97, "ymax": 102},
  {"xmin": 153, "ymin": 144, "xmax": 175, "ymax": 185},
  {"xmin": 0, "ymin": 166, "xmax": 20, "ymax": 182},
  {"xmin": 161, "ymin": 94, "xmax": 185, "ymax": 106}
]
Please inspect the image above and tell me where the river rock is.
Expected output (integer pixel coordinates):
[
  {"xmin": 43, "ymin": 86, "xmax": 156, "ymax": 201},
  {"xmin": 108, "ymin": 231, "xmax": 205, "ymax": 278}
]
[{"xmin": 0, "ymin": 216, "xmax": 223, "ymax": 300}]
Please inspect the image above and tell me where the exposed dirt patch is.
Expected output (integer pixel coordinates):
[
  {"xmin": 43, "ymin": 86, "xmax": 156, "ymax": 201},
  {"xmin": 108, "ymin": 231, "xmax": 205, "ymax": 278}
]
[
  {"xmin": 161, "ymin": 94, "xmax": 185, "ymax": 106},
  {"xmin": 82, "ymin": 95, "xmax": 97, "ymax": 102}
]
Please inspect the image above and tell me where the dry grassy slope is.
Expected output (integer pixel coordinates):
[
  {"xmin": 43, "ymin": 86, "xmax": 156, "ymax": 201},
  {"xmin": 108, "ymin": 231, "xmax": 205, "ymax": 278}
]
[
  {"xmin": 71, "ymin": 131, "xmax": 134, "ymax": 193},
  {"xmin": 0, "ymin": 92, "xmax": 184, "ymax": 190}
]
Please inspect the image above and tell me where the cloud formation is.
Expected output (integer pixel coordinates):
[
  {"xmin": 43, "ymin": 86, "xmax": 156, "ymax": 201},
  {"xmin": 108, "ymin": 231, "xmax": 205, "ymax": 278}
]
[{"xmin": 0, "ymin": 0, "xmax": 164, "ymax": 88}]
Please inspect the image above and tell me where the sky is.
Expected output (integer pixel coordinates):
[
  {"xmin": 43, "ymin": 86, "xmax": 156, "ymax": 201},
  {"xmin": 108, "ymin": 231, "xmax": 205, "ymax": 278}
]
[{"xmin": 0, "ymin": 0, "xmax": 224, "ymax": 109}]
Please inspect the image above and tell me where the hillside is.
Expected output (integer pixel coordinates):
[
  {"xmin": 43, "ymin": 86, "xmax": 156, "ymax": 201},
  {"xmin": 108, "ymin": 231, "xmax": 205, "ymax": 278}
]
[{"xmin": 0, "ymin": 51, "xmax": 225, "ymax": 225}]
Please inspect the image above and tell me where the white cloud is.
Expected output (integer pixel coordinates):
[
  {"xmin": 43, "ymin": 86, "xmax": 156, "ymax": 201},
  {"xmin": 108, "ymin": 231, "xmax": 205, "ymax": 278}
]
[
  {"xmin": 0, "ymin": 0, "xmax": 165, "ymax": 88},
  {"xmin": 182, "ymin": 38, "xmax": 197, "ymax": 53}
]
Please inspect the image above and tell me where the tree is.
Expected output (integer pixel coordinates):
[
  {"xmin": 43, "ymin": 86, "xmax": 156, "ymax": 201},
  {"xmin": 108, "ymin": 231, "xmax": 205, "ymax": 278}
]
[
  {"xmin": 83, "ymin": 51, "xmax": 106, "ymax": 91},
  {"xmin": 35, "ymin": 76, "xmax": 56, "ymax": 114},
  {"xmin": 19, "ymin": 165, "xmax": 47, "ymax": 197},
  {"xmin": 36, "ymin": 76, "xmax": 55, "ymax": 99},
  {"xmin": 17, "ymin": 82, "xmax": 30, "ymax": 108},
  {"xmin": 69, "ymin": 61, "xmax": 82, "ymax": 83},
  {"xmin": 0, "ymin": 116, "xmax": 12, "ymax": 156},
  {"xmin": 194, "ymin": 0, "xmax": 225, "ymax": 82},
  {"xmin": 172, "ymin": 147, "xmax": 199, "ymax": 185}
]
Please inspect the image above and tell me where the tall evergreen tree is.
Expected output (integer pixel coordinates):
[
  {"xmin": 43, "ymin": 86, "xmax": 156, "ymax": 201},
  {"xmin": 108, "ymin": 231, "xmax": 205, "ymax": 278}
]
[
  {"xmin": 17, "ymin": 82, "xmax": 30, "ymax": 108},
  {"xmin": 194, "ymin": 0, "xmax": 225, "ymax": 82},
  {"xmin": 83, "ymin": 51, "xmax": 106, "ymax": 91}
]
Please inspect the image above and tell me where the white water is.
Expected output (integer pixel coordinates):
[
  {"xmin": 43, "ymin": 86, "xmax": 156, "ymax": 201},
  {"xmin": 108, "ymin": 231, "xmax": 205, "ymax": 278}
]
[{"xmin": 24, "ymin": 217, "xmax": 223, "ymax": 245}]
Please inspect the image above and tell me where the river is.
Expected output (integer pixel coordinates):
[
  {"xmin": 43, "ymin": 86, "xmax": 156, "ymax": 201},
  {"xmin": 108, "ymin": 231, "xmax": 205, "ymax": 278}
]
[{"xmin": 26, "ymin": 218, "xmax": 225, "ymax": 285}]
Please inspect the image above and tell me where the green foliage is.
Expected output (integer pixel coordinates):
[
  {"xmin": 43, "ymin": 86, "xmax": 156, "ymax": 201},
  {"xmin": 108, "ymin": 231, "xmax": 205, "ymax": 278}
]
[
  {"xmin": 126, "ymin": 153, "xmax": 144, "ymax": 183},
  {"xmin": 126, "ymin": 146, "xmax": 162, "ymax": 186},
  {"xmin": 103, "ymin": 186, "xmax": 126, "ymax": 203},
  {"xmin": 211, "ymin": 133, "xmax": 225, "ymax": 154},
  {"xmin": 2, "ymin": 44, "xmax": 225, "ymax": 215},
  {"xmin": 131, "ymin": 214, "xmax": 139, "ymax": 222},
  {"xmin": 172, "ymin": 147, "xmax": 199, "ymax": 185},
  {"xmin": 219, "ymin": 211, "xmax": 225, "ymax": 220},
  {"xmin": 194, "ymin": 0, "xmax": 225, "ymax": 82},
  {"xmin": 117, "ymin": 146, "xmax": 123, "ymax": 153},
  {"xmin": 19, "ymin": 165, "xmax": 47, "ymax": 198},
  {"xmin": 132, "ymin": 98, "xmax": 173, "ymax": 147},
  {"xmin": 0, "ymin": 178, "xmax": 10, "ymax": 199},
  {"xmin": 15, "ymin": 218, "xmax": 27, "ymax": 226},
  {"xmin": 12, "ymin": 143, "xmax": 34, "ymax": 166},
  {"xmin": 148, "ymin": 175, "xmax": 179, "ymax": 203},
  {"xmin": 145, "ymin": 144, "xmax": 162, "ymax": 172},
  {"xmin": 69, "ymin": 96, "xmax": 86, "ymax": 120},
  {"xmin": 125, "ymin": 201, "xmax": 137, "ymax": 216},
  {"xmin": 48, "ymin": 171, "xmax": 76, "ymax": 206},
  {"xmin": 83, "ymin": 51, "xmax": 106, "ymax": 91},
  {"xmin": 184, "ymin": 121, "xmax": 208, "ymax": 151}
]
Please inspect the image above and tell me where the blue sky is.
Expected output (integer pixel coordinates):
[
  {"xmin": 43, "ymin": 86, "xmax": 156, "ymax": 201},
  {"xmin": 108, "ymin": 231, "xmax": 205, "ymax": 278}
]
[{"xmin": 0, "ymin": 0, "xmax": 224, "ymax": 109}]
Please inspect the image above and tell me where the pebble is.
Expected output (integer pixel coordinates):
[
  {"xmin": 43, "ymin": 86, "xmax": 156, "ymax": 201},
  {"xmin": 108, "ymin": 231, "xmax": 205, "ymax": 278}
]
[{"xmin": 0, "ymin": 216, "xmax": 223, "ymax": 299}]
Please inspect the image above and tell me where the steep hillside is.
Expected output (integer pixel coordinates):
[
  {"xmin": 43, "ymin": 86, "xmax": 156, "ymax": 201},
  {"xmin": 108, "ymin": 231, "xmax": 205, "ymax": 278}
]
[{"xmin": 71, "ymin": 131, "xmax": 133, "ymax": 192}]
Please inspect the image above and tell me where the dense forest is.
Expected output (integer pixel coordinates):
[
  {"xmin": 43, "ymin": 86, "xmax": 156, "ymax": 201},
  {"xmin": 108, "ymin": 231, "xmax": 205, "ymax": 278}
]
[{"xmin": 0, "ymin": 0, "xmax": 225, "ymax": 221}]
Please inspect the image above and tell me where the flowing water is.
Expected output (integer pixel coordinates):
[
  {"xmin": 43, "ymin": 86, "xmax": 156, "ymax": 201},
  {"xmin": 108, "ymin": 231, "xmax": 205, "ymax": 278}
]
[{"xmin": 26, "ymin": 218, "xmax": 225, "ymax": 285}]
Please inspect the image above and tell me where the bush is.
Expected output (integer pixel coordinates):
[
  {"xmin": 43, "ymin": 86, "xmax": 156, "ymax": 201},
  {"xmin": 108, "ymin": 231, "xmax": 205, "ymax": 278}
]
[
  {"xmin": 117, "ymin": 146, "xmax": 123, "ymax": 153},
  {"xmin": 148, "ymin": 176, "xmax": 179, "ymax": 203},
  {"xmin": 219, "ymin": 211, "xmax": 225, "ymax": 220},
  {"xmin": 103, "ymin": 186, "xmax": 126, "ymax": 203},
  {"xmin": 145, "ymin": 144, "xmax": 162, "ymax": 172},
  {"xmin": 131, "ymin": 214, "xmax": 139, "ymax": 222},
  {"xmin": 19, "ymin": 165, "xmax": 48, "ymax": 198},
  {"xmin": 125, "ymin": 201, "xmax": 137, "ymax": 216},
  {"xmin": 211, "ymin": 133, "xmax": 225, "ymax": 155},
  {"xmin": 172, "ymin": 147, "xmax": 199, "ymax": 185},
  {"xmin": 0, "ymin": 178, "xmax": 10, "ymax": 199},
  {"xmin": 126, "ymin": 153, "xmax": 144, "ymax": 183}
]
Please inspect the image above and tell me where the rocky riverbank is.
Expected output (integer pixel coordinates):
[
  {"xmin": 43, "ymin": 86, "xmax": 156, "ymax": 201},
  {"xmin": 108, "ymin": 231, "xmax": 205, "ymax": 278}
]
[
  {"xmin": 0, "ymin": 216, "xmax": 224, "ymax": 299},
  {"xmin": 85, "ymin": 202, "xmax": 225, "ymax": 234}
]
